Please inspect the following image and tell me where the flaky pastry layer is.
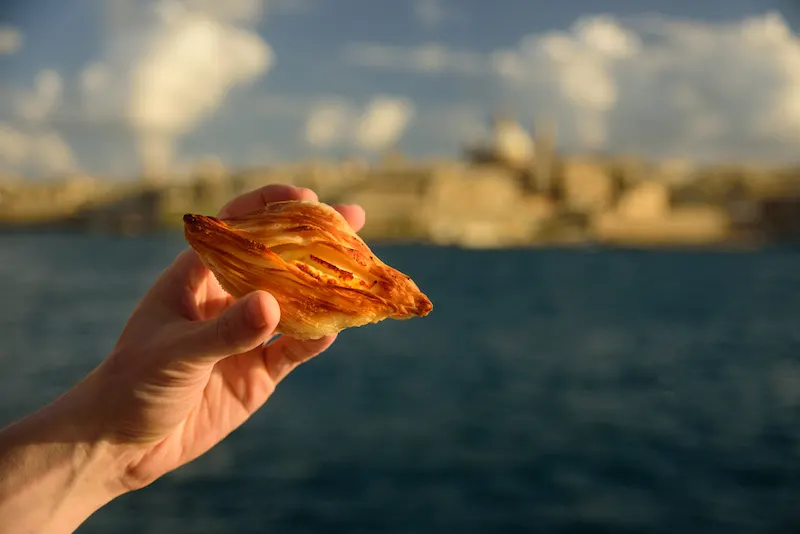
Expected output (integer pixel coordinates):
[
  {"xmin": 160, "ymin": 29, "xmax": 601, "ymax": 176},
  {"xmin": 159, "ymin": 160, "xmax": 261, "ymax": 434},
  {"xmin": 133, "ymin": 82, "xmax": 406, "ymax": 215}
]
[{"xmin": 183, "ymin": 200, "xmax": 432, "ymax": 340}]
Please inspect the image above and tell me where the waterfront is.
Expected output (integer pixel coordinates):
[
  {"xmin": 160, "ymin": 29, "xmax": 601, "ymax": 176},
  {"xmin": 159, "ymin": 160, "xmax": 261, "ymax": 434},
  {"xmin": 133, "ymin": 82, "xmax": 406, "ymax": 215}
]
[
  {"xmin": 3, "ymin": 119, "xmax": 800, "ymax": 248},
  {"xmin": 1, "ymin": 234, "xmax": 799, "ymax": 533}
]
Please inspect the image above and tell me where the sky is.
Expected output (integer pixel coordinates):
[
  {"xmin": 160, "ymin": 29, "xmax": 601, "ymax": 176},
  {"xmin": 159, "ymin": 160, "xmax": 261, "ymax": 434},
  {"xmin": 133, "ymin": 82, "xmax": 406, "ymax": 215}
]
[{"xmin": 0, "ymin": 0, "xmax": 798, "ymax": 179}]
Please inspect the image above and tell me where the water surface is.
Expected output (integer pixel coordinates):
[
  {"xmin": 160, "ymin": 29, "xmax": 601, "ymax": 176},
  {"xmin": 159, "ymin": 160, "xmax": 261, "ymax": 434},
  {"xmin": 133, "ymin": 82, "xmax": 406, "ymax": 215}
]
[{"xmin": 1, "ymin": 234, "xmax": 799, "ymax": 533}]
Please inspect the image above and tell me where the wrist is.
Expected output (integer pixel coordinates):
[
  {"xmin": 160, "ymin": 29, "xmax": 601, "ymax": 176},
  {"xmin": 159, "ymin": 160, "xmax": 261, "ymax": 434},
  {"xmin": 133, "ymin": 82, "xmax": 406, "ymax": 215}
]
[{"xmin": 0, "ymin": 380, "xmax": 129, "ymax": 534}]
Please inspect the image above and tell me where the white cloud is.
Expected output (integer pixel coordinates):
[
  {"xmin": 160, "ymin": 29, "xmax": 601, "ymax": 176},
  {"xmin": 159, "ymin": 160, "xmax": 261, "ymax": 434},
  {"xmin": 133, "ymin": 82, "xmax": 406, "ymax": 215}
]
[
  {"xmin": 81, "ymin": 0, "xmax": 273, "ymax": 174},
  {"xmin": 304, "ymin": 96, "xmax": 415, "ymax": 151},
  {"xmin": 492, "ymin": 11, "xmax": 800, "ymax": 161},
  {"xmin": 0, "ymin": 26, "xmax": 23, "ymax": 55},
  {"xmin": 344, "ymin": 42, "xmax": 486, "ymax": 75},
  {"xmin": 0, "ymin": 68, "xmax": 75, "ymax": 175},
  {"xmin": 490, "ymin": 15, "xmax": 638, "ymax": 151},
  {"xmin": 15, "ymin": 69, "xmax": 63, "ymax": 122},
  {"xmin": 0, "ymin": 123, "xmax": 77, "ymax": 175},
  {"xmin": 305, "ymin": 98, "xmax": 353, "ymax": 148},
  {"xmin": 356, "ymin": 97, "xmax": 415, "ymax": 151}
]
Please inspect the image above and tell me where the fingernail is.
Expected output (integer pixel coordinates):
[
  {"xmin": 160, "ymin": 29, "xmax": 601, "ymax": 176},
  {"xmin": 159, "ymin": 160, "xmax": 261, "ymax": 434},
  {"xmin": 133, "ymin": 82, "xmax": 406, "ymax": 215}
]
[
  {"xmin": 297, "ymin": 187, "xmax": 318, "ymax": 200},
  {"xmin": 247, "ymin": 293, "xmax": 268, "ymax": 329}
]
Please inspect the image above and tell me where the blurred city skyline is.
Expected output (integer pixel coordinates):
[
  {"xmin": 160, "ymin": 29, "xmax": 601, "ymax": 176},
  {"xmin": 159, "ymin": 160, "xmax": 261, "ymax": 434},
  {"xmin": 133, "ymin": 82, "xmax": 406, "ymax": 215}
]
[{"xmin": 0, "ymin": 0, "xmax": 799, "ymax": 179}]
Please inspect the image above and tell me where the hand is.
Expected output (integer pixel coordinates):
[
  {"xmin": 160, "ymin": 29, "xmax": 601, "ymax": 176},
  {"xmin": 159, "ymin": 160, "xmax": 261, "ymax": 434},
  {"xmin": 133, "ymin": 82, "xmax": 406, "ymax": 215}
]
[
  {"xmin": 93, "ymin": 184, "xmax": 366, "ymax": 487},
  {"xmin": 0, "ymin": 184, "xmax": 366, "ymax": 534}
]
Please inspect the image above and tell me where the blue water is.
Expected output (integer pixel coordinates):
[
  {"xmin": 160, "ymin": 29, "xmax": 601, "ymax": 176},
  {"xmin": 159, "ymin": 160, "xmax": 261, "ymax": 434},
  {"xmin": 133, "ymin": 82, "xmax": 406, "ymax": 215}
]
[{"xmin": 1, "ymin": 234, "xmax": 800, "ymax": 533}]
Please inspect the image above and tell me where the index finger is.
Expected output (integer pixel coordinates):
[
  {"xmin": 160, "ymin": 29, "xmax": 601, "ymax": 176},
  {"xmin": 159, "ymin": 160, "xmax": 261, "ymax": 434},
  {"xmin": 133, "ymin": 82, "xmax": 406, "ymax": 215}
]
[
  {"xmin": 218, "ymin": 184, "xmax": 366, "ymax": 232},
  {"xmin": 218, "ymin": 184, "xmax": 318, "ymax": 218}
]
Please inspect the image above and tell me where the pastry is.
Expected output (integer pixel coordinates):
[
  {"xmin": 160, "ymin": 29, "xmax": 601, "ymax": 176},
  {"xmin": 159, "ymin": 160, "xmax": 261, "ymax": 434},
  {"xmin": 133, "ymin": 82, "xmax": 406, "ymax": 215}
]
[{"xmin": 183, "ymin": 200, "xmax": 433, "ymax": 340}]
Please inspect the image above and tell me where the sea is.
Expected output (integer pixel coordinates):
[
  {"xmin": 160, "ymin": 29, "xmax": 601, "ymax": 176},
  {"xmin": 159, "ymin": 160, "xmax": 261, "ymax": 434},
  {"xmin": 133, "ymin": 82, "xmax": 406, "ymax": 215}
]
[{"xmin": 1, "ymin": 232, "xmax": 800, "ymax": 534}]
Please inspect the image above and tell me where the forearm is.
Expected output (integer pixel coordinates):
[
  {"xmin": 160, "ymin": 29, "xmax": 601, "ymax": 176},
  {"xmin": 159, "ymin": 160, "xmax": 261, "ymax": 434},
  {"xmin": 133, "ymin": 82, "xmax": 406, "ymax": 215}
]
[{"xmin": 0, "ymin": 394, "xmax": 124, "ymax": 534}]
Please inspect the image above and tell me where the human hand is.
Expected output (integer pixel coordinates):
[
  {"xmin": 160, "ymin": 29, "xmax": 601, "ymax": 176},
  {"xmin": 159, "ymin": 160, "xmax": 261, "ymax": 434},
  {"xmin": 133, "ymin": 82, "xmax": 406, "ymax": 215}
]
[
  {"xmin": 0, "ymin": 184, "xmax": 365, "ymax": 534},
  {"xmin": 70, "ymin": 185, "xmax": 364, "ymax": 492},
  {"xmin": 0, "ymin": 185, "xmax": 367, "ymax": 534}
]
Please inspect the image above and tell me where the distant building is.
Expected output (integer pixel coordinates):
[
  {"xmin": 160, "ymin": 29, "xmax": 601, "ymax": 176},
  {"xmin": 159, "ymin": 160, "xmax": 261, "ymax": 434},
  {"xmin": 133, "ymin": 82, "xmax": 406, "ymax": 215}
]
[
  {"xmin": 492, "ymin": 117, "xmax": 534, "ymax": 167},
  {"xmin": 464, "ymin": 115, "xmax": 535, "ymax": 169},
  {"xmin": 561, "ymin": 158, "xmax": 616, "ymax": 214}
]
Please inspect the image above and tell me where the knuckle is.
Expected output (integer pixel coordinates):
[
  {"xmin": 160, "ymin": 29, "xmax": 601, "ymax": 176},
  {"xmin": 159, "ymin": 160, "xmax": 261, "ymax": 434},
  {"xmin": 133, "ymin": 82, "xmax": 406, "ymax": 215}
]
[
  {"xmin": 282, "ymin": 340, "xmax": 321, "ymax": 364},
  {"xmin": 281, "ymin": 343, "xmax": 307, "ymax": 365}
]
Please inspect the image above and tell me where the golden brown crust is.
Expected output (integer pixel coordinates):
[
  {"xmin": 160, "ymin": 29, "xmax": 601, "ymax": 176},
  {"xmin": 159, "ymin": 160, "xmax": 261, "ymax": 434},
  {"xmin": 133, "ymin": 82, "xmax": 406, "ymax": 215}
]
[{"xmin": 182, "ymin": 200, "xmax": 432, "ymax": 340}]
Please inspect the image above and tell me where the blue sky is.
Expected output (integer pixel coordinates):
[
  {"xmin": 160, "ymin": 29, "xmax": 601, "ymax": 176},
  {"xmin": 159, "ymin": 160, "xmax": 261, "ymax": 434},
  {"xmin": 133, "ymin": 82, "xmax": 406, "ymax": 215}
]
[{"xmin": 0, "ymin": 0, "xmax": 798, "ymax": 178}]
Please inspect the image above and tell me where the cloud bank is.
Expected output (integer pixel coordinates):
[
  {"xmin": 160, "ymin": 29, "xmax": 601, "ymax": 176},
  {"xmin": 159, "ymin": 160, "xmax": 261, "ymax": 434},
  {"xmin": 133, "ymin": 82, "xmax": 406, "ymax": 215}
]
[
  {"xmin": 4, "ymin": 7, "xmax": 799, "ymax": 176},
  {"xmin": 0, "ymin": 69, "xmax": 76, "ymax": 176},
  {"xmin": 0, "ymin": 124, "xmax": 76, "ymax": 175},
  {"xmin": 80, "ymin": 0, "xmax": 274, "ymax": 174},
  {"xmin": 347, "ymin": 11, "xmax": 800, "ymax": 163},
  {"xmin": 305, "ymin": 96, "xmax": 416, "ymax": 152}
]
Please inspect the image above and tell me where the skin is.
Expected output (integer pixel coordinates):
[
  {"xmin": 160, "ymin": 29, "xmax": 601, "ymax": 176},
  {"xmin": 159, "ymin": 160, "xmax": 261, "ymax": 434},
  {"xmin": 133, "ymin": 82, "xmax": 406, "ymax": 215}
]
[{"xmin": 0, "ymin": 184, "xmax": 366, "ymax": 534}]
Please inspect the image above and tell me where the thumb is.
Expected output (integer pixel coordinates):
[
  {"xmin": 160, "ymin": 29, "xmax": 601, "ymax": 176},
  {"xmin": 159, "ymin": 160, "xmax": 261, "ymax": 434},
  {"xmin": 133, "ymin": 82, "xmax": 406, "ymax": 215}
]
[{"xmin": 179, "ymin": 291, "xmax": 281, "ymax": 362}]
